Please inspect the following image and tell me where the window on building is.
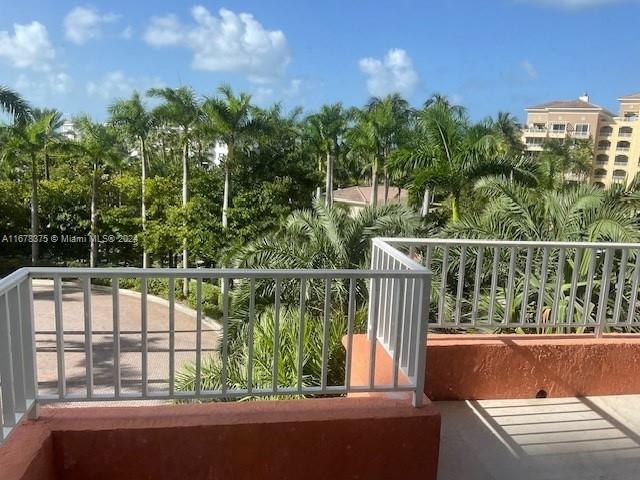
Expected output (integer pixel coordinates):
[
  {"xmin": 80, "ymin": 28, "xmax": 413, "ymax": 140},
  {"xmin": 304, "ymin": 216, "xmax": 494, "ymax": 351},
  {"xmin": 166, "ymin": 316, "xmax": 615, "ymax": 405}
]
[
  {"xmin": 600, "ymin": 126, "xmax": 613, "ymax": 135},
  {"xmin": 596, "ymin": 154, "xmax": 608, "ymax": 164},
  {"xmin": 525, "ymin": 137, "xmax": 543, "ymax": 146},
  {"xmin": 574, "ymin": 124, "xmax": 589, "ymax": 134},
  {"xmin": 615, "ymin": 155, "xmax": 628, "ymax": 165},
  {"xmin": 551, "ymin": 123, "xmax": 566, "ymax": 132},
  {"xmin": 594, "ymin": 168, "xmax": 607, "ymax": 177}
]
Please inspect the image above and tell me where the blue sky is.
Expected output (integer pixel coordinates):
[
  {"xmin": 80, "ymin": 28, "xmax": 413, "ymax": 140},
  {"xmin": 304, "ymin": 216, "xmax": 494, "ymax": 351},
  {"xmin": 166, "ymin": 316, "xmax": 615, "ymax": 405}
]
[{"xmin": 1, "ymin": 0, "xmax": 639, "ymax": 121}]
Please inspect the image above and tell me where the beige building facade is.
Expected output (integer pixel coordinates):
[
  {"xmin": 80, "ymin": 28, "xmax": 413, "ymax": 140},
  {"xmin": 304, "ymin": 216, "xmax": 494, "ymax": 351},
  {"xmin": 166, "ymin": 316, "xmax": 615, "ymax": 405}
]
[{"xmin": 522, "ymin": 93, "xmax": 640, "ymax": 187}]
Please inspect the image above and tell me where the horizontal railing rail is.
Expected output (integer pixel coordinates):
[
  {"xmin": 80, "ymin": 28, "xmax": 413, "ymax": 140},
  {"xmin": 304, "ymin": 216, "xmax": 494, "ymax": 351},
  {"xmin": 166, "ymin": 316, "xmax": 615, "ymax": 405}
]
[
  {"xmin": 1, "ymin": 254, "xmax": 432, "ymax": 442},
  {"xmin": 381, "ymin": 238, "xmax": 640, "ymax": 334}
]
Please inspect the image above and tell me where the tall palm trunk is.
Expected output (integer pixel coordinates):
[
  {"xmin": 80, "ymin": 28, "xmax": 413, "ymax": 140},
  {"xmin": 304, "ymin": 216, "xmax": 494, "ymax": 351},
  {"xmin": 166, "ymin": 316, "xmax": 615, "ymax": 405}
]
[
  {"xmin": 451, "ymin": 194, "xmax": 461, "ymax": 222},
  {"xmin": 44, "ymin": 153, "xmax": 50, "ymax": 181},
  {"xmin": 30, "ymin": 154, "xmax": 39, "ymax": 265},
  {"xmin": 383, "ymin": 168, "xmax": 390, "ymax": 204},
  {"xmin": 421, "ymin": 187, "xmax": 431, "ymax": 217},
  {"xmin": 371, "ymin": 157, "xmax": 378, "ymax": 207},
  {"xmin": 182, "ymin": 139, "xmax": 189, "ymax": 296},
  {"xmin": 222, "ymin": 143, "xmax": 233, "ymax": 228},
  {"xmin": 140, "ymin": 137, "xmax": 148, "ymax": 268},
  {"xmin": 325, "ymin": 151, "xmax": 333, "ymax": 207},
  {"xmin": 90, "ymin": 161, "xmax": 98, "ymax": 268},
  {"xmin": 316, "ymin": 155, "xmax": 322, "ymax": 199}
]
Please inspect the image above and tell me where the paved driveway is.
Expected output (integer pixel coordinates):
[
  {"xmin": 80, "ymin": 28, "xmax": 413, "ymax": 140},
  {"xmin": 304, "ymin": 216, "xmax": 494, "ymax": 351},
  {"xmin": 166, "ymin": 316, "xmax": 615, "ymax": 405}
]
[{"xmin": 33, "ymin": 282, "xmax": 220, "ymax": 400}]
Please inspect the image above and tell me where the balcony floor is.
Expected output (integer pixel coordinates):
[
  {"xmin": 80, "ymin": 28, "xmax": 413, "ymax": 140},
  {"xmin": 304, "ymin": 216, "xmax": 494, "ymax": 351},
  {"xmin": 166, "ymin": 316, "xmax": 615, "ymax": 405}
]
[{"xmin": 436, "ymin": 395, "xmax": 640, "ymax": 480}]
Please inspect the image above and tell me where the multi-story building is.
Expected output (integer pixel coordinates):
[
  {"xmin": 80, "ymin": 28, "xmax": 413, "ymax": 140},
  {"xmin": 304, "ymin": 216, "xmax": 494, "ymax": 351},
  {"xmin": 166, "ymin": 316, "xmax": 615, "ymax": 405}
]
[{"xmin": 522, "ymin": 92, "xmax": 640, "ymax": 187}]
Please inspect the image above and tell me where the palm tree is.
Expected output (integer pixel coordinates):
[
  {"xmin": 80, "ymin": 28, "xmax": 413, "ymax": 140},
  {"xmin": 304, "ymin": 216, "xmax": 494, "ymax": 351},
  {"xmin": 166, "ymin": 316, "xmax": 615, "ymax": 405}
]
[
  {"xmin": 389, "ymin": 97, "xmax": 537, "ymax": 221},
  {"xmin": 201, "ymin": 85, "xmax": 259, "ymax": 228},
  {"xmin": 1, "ymin": 110, "xmax": 66, "ymax": 263},
  {"xmin": 442, "ymin": 180, "xmax": 640, "ymax": 326},
  {"xmin": 306, "ymin": 104, "xmax": 350, "ymax": 207},
  {"xmin": 365, "ymin": 94, "xmax": 412, "ymax": 203},
  {"xmin": 148, "ymin": 87, "xmax": 201, "ymax": 294},
  {"xmin": 346, "ymin": 110, "xmax": 381, "ymax": 206},
  {"xmin": 538, "ymin": 138, "xmax": 593, "ymax": 189},
  {"xmin": 32, "ymin": 108, "xmax": 64, "ymax": 180},
  {"xmin": 109, "ymin": 92, "xmax": 156, "ymax": 267},
  {"xmin": 73, "ymin": 117, "xmax": 122, "ymax": 267},
  {"xmin": 0, "ymin": 85, "xmax": 31, "ymax": 122}
]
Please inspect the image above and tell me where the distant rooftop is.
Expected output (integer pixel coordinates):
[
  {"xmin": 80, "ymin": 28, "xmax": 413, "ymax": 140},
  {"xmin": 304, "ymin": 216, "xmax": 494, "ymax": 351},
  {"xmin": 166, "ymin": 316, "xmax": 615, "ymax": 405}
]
[
  {"xmin": 527, "ymin": 99, "xmax": 603, "ymax": 110},
  {"xmin": 333, "ymin": 185, "xmax": 408, "ymax": 206},
  {"xmin": 619, "ymin": 92, "xmax": 640, "ymax": 101}
]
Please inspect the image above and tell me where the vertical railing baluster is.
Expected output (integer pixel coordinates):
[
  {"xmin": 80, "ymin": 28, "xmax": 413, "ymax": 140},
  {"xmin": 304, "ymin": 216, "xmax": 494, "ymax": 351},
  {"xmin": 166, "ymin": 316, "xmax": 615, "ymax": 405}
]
[
  {"xmin": 53, "ymin": 276, "xmax": 65, "ymax": 400},
  {"xmin": 195, "ymin": 278, "xmax": 203, "ymax": 396},
  {"xmin": 83, "ymin": 278, "xmax": 93, "ymax": 399},
  {"xmin": 296, "ymin": 278, "xmax": 305, "ymax": 393},
  {"xmin": 0, "ymin": 293, "xmax": 16, "ymax": 427},
  {"xmin": 612, "ymin": 249, "xmax": 628, "ymax": 325},
  {"xmin": 272, "ymin": 278, "xmax": 281, "ymax": 394},
  {"xmin": 487, "ymin": 247, "xmax": 500, "ymax": 325},
  {"xmin": 168, "ymin": 277, "xmax": 176, "ymax": 396},
  {"xmin": 141, "ymin": 277, "xmax": 148, "ymax": 396},
  {"xmin": 455, "ymin": 246, "xmax": 466, "ymax": 325},
  {"xmin": 551, "ymin": 248, "xmax": 566, "ymax": 326},
  {"xmin": 519, "ymin": 247, "xmax": 534, "ymax": 326},
  {"xmin": 566, "ymin": 248, "xmax": 583, "ymax": 325},
  {"xmin": 471, "ymin": 247, "xmax": 484, "ymax": 326},
  {"xmin": 345, "ymin": 278, "xmax": 356, "ymax": 391},
  {"xmin": 221, "ymin": 277, "xmax": 229, "ymax": 395},
  {"xmin": 595, "ymin": 248, "xmax": 614, "ymax": 337},
  {"xmin": 321, "ymin": 278, "xmax": 331, "ymax": 391},
  {"xmin": 385, "ymin": 258, "xmax": 397, "ymax": 345},
  {"xmin": 438, "ymin": 245, "xmax": 450, "ymax": 325},
  {"xmin": 626, "ymin": 252, "xmax": 640, "ymax": 325},
  {"xmin": 535, "ymin": 247, "xmax": 550, "ymax": 326},
  {"xmin": 392, "ymin": 275, "xmax": 405, "ymax": 388},
  {"xmin": 504, "ymin": 247, "xmax": 517, "ymax": 325},
  {"xmin": 7, "ymin": 286, "xmax": 25, "ymax": 414},
  {"xmin": 582, "ymin": 248, "xmax": 598, "ymax": 325},
  {"xmin": 247, "ymin": 278, "xmax": 256, "ymax": 395},
  {"xmin": 112, "ymin": 277, "xmax": 120, "ymax": 398},
  {"xmin": 368, "ymin": 273, "xmax": 380, "ymax": 389}
]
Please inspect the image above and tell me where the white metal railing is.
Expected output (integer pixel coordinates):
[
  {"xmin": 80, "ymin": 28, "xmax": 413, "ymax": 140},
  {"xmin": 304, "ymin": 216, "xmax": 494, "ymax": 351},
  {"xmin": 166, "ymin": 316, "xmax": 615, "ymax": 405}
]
[
  {"xmin": 616, "ymin": 147, "xmax": 630, "ymax": 152},
  {"xmin": 380, "ymin": 238, "xmax": 640, "ymax": 334},
  {"xmin": 0, "ymin": 248, "xmax": 432, "ymax": 442},
  {"xmin": 571, "ymin": 131, "xmax": 590, "ymax": 138},
  {"xmin": 523, "ymin": 128, "xmax": 547, "ymax": 134}
]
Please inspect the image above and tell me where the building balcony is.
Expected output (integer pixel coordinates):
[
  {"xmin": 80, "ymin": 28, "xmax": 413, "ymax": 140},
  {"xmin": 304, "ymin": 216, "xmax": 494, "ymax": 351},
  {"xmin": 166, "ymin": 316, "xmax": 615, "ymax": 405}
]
[
  {"xmin": 548, "ymin": 131, "xmax": 567, "ymax": 138},
  {"xmin": 617, "ymin": 147, "xmax": 631, "ymax": 152},
  {"xmin": 525, "ymin": 144, "xmax": 544, "ymax": 151},
  {"xmin": 3, "ymin": 238, "xmax": 640, "ymax": 480},
  {"xmin": 522, "ymin": 128, "xmax": 547, "ymax": 135},
  {"xmin": 618, "ymin": 132, "xmax": 632, "ymax": 138},
  {"xmin": 571, "ymin": 131, "xmax": 590, "ymax": 139}
]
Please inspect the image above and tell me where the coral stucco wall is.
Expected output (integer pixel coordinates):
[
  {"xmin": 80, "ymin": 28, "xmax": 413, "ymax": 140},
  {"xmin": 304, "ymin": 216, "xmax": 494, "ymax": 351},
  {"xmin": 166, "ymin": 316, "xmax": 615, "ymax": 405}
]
[
  {"xmin": 426, "ymin": 334, "xmax": 640, "ymax": 400},
  {"xmin": 1, "ymin": 396, "xmax": 441, "ymax": 480}
]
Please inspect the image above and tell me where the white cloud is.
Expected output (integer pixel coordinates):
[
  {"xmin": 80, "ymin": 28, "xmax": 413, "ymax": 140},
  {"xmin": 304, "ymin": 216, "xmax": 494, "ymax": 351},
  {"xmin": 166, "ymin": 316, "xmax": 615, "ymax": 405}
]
[
  {"xmin": 521, "ymin": 60, "xmax": 538, "ymax": 79},
  {"xmin": 64, "ymin": 6, "xmax": 120, "ymax": 45},
  {"xmin": 0, "ymin": 21, "xmax": 55, "ymax": 71},
  {"xmin": 358, "ymin": 48, "xmax": 419, "ymax": 98},
  {"xmin": 120, "ymin": 26, "xmax": 133, "ymax": 40},
  {"xmin": 16, "ymin": 72, "xmax": 72, "ymax": 98},
  {"xmin": 519, "ymin": 0, "xmax": 632, "ymax": 8},
  {"xmin": 86, "ymin": 71, "xmax": 164, "ymax": 100},
  {"xmin": 144, "ymin": 6, "xmax": 290, "ymax": 83}
]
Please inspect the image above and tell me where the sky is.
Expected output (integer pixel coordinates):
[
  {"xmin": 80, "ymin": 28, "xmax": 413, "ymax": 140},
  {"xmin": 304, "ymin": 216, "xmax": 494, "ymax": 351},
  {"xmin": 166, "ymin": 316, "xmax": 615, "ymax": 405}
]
[{"xmin": 1, "ymin": 0, "xmax": 640, "ymax": 122}]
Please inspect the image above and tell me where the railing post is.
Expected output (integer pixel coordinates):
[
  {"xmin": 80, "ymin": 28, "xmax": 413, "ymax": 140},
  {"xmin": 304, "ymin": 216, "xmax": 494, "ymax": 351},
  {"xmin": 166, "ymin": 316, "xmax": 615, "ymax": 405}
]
[
  {"xmin": 20, "ymin": 278, "xmax": 38, "ymax": 419},
  {"xmin": 412, "ymin": 274, "xmax": 431, "ymax": 408}
]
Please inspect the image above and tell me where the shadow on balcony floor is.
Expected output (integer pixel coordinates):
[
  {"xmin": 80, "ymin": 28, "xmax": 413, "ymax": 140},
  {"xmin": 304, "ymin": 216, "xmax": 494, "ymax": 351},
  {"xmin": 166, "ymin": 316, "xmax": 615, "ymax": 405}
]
[{"xmin": 436, "ymin": 395, "xmax": 640, "ymax": 480}]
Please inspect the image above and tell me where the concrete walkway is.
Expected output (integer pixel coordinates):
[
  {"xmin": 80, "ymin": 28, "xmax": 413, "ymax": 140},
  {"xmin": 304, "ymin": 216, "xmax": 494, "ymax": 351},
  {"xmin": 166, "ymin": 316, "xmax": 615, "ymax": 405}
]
[
  {"xmin": 33, "ymin": 282, "xmax": 220, "ymax": 400},
  {"xmin": 436, "ymin": 395, "xmax": 640, "ymax": 480}
]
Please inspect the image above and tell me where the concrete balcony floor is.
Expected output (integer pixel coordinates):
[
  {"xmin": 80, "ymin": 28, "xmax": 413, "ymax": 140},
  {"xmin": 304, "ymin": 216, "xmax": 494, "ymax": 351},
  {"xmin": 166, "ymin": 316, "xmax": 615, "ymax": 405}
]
[{"xmin": 437, "ymin": 395, "xmax": 640, "ymax": 480}]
